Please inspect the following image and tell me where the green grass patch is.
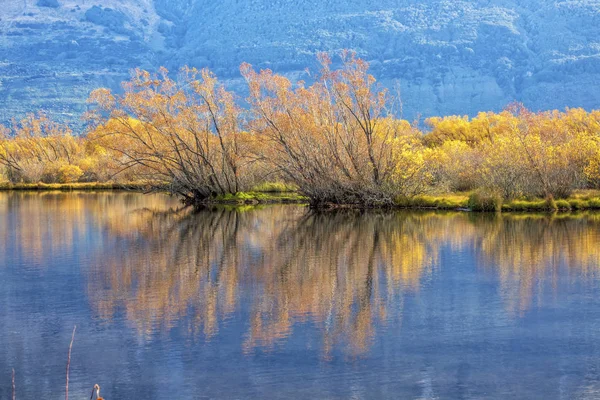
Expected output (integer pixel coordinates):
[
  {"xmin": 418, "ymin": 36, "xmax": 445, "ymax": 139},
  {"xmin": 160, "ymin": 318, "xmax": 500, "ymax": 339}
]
[
  {"xmin": 502, "ymin": 196, "xmax": 600, "ymax": 212},
  {"xmin": 555, "ymin": 199, "xmax": 572, "ymax": 210},
  {"xmin": 395, "ymin": 193, "xmax": 469, "ymax": 209},
  {"xmin": 251, "ymin": 181, "xmax": 297, "ymax": 193},
  {"xmin": 588, "ymin": 198, "xmax": 600, "ymax": 209},
  {"xmin": 568, "ymin": 199, "xmax": 587, "ymax": 210},
  {"xmin": 503, "ymin": 200, "xmax": 546, "ymax": 212},
  {"xmin": 566, "ymin": 198, "xmax": 600, "ymax": 210},
  {"xmin": 402, "ymin": 190, "xmax": 600, "ymax": 213},
  {"xmin": 214, "ymin": 191, "xmax": 308, "ymax": 204}
]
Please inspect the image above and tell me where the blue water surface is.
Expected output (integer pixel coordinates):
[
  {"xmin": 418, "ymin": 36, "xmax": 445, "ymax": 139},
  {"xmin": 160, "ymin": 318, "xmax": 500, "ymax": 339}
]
[{"xmin": 1, "ymin": 192, "xmax": 600, "ymax": 399}]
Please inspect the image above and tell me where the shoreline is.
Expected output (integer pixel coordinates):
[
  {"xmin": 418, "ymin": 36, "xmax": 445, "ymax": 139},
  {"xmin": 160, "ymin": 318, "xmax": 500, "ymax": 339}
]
[
  {"xmin": 2, "ymin": 184, "xmax": 600, "ymax": 212},
  {"xmin": 0, "ymin": 182, "xmax": 150, "ymax": 191}
]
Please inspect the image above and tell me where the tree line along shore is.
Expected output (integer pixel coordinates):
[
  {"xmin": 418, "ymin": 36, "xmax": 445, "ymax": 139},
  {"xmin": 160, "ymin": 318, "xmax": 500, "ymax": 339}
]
[{"xmin": 1, "ymin": 52, "xmax": 600, "ymax": 211}]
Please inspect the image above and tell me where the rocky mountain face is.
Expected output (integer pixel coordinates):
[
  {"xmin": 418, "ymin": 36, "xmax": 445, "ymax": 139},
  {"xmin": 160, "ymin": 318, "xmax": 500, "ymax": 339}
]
[{"xmin": 1, "ymin": 0, "xmax": 600, "ymax": 127}]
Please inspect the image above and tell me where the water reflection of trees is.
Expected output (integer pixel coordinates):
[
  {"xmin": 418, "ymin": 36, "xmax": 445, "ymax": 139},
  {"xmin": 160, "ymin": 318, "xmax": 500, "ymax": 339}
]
[
  {"xmin": 0, "ymin": 191, "xmax": 178, "ymax": 268},
  {"xmin": 0, "ymin": 192, "xmax": 86, "ymax": 267},
  {"xmin": 88, "ymin": 207, "xmax": 447, "ymax": 356},
  {"xmin": 85, "ymin": 205, "xmax": 600, "ymax": 354},
  {"xmin": 4, "ymin": 191, "xmax": 600, "ymax": 353},
  {"xmin": 470, "ymin": 213, "xmax": 600, "ymax": 315},
  {"xmin": 242, "ymin": 211, "xmax": 443, "ymax": 357}
]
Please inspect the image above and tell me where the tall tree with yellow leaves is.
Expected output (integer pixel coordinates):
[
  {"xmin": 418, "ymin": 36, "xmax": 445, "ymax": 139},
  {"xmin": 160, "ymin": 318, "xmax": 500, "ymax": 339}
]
[
  {"xmin": 87, "ymin": 67, "xmax": 258, "ymax": 204},
  {"xmin": 242, "ymin": 51, "xmax": 425, "ymax": 206}
]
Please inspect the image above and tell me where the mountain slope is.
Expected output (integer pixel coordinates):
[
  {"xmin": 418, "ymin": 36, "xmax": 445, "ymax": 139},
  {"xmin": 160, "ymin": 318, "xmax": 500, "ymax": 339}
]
[{"xmin": 1, "ymin": 0, "xmax": 600, "ymax": 126}]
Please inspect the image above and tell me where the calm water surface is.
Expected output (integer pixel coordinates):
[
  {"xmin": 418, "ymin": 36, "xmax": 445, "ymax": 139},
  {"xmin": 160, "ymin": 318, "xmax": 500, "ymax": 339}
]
[{"xmin": 2, "ymin": 192, "xmax": 600, "ymax": 399}]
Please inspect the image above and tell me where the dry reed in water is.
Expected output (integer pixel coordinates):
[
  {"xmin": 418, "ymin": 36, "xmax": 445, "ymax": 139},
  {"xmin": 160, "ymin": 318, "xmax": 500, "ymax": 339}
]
[
  {"xmin": 66, "ymin": 326, "xmax": 76, "ymax": 400},
  {"xmin": 12, "ymin": 368, "xmax": 15, "ymax": 400}
]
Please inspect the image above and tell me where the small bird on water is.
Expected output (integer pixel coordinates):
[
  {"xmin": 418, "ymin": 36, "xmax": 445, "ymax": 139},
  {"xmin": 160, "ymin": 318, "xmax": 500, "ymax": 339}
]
[{"xmin": 90, "ymin": 384, "xmax": 104, "ymax": 400}]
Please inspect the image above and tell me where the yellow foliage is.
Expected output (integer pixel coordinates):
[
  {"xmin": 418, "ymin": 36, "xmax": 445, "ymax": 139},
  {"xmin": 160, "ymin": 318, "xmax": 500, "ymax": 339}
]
[
  {"xmin": 426, "ymin": 105, "xmax": 600, "ymax": 199},
  {"xmin": 58, "ymin": 164, "xmax": 84, "ymax": 183},
  {"xmin": 585, "ymin": 151, "xmax": 600, "ymax": 185},
  {"xmin": 1, "ymin": 59, "xmax": 600, "ymax": 204}
]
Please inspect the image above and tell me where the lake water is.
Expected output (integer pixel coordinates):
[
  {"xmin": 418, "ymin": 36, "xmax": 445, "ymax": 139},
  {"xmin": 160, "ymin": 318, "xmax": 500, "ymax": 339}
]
[{"xmin": 2, "ymin": 192, "xmax": 600, "ymax": 399}]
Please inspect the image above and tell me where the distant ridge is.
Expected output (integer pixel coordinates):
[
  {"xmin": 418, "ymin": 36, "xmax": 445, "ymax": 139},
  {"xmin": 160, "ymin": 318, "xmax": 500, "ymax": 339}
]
[{"xmin": 1, "ymin": 0, "xmax": 600, "ymax": 126}]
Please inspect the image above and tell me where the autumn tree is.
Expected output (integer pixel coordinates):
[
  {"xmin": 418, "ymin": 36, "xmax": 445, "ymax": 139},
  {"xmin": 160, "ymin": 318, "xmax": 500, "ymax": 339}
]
[
  {"xmin": 242, "ymin": 51, "xmax": 429, "ymax": 207},
  {"xmin": 484, "ymin": 105, "xmax": 599, "ymax": 198},
  {"xmin": 0, "ymin": 113, "xmax": 85, "ymax": 183},
  {"xmin": 2, "ymin": 55, "xmax": 600, "ymax": 204},
  {"xmin": 88, "ymin": 67, "xmax": 258, "ymax": 204},
  {"xmin": 425, "ymin": 105, "xmax": 600, "ymax": 199}
]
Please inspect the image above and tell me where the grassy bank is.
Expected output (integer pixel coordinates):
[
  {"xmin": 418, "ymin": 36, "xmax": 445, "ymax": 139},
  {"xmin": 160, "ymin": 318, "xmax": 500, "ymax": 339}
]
[
  {"xmin": 396, "ymin": 190, "xmax": 600, "ymax": 212},
  {"xmin": 395, "ymin": 193, "xmax": 470, "ymax": 210},
  {"xmin": 2, "ymin": 182, "xmax": 600, "ymax": 212},
  {"xmin": 0, "ymin": 181, "xmax": 309, "ymax": 204},
  {"xmin": 502, "ymin": 195, "xmax": 600, "ymax": 211},
  {"xmin": 214, "ymin": 191, "xmax": 308, "ymax": 204},
  {"xmin": 0, "ymin": 182, "xmax": 150, "ymax": 191}
]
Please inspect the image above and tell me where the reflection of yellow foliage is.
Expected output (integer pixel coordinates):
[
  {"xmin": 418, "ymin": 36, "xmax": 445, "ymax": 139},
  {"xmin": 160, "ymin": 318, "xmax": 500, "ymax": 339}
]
[
  {"xmin": 7, "ymin": 191, "xmax": 600, "ymax": 357},
  {"xmin": 83, "ymin": 204, "xmax": 600, "ymax": 355},
  {"xmin": 0, "ymin": 191, "xmax": 180, "ymax": 268},
  {"xmin": 475, "ymin": 214, "xmax": 600, "ymax": 316},
  {"xmin": 0, "ymin": 192, "xmax": 86, "ymax": 266},
  {"xmin": 88, "ymin": 207, "xmax": 442, "ymax": 357}
]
